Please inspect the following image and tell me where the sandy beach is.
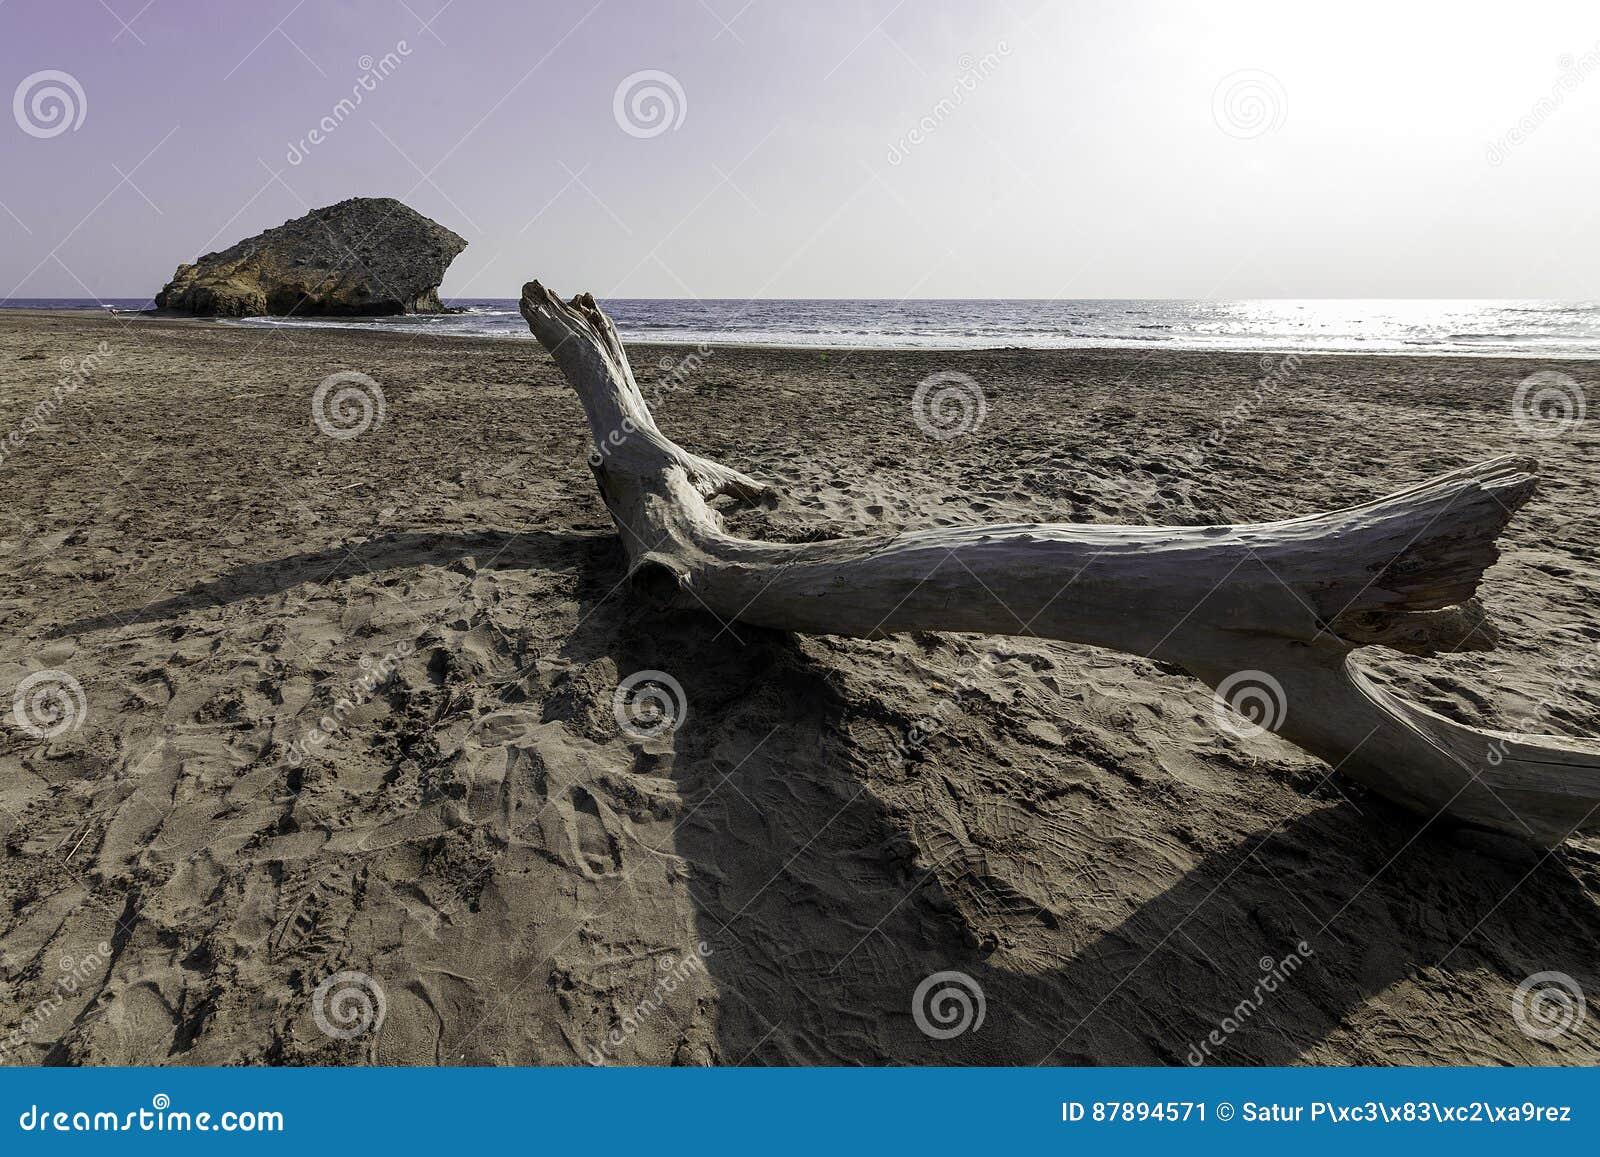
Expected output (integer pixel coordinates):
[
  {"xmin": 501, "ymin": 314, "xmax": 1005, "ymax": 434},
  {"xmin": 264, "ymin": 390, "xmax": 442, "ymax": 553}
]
[{"xmin": 1, "ymin": 308, "xmax": 1596, "ymax": 1066}]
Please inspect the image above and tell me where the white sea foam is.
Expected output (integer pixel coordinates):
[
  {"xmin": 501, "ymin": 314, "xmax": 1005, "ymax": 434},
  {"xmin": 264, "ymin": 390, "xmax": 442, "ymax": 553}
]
[{"xmin": 8, "ymin": 298, "xmax": 1600, "ymax": 357}]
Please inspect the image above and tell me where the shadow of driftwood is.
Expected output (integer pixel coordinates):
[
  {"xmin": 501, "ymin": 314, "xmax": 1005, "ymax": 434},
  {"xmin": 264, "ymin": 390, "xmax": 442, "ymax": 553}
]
[
  {"xmin": 51, "ymin": 529, "xmax": 603, "ymax": 637},
  {"xmin": 577, "ymin": 587, "xmax": 1600, "ymax": 1065}
]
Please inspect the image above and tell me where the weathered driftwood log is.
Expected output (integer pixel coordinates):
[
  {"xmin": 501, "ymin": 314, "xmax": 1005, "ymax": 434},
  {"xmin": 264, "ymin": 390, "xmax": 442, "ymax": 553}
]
[{"xmin": 520, "ymin": 281, "xmax": 1600, "ymax": 849}]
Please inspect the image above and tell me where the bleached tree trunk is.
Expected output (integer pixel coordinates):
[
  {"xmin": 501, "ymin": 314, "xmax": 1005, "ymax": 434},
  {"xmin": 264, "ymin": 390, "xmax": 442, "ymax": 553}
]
[{"xmin": 521, "ymin": 282, "xmax": 1600, "ymax": 850}]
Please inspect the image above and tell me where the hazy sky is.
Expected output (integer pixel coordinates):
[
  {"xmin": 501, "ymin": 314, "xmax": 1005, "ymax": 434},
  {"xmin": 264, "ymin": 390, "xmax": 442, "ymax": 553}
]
[{"xmin": 3, "ymin": 0, "xmax": 1599, "ymax": 299}]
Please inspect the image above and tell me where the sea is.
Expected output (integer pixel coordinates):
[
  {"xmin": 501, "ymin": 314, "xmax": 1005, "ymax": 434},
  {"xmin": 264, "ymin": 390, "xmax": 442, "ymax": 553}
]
[{"xmin": 5, "ymin": 298, "xmax": 1600, "ymax": 358}]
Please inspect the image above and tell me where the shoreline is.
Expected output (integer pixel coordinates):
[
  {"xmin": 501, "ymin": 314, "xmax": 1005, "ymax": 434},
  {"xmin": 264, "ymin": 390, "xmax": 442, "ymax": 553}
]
[{"xmin": 6, "ymin": 307, "xmax": 1600, "ymax": 360}]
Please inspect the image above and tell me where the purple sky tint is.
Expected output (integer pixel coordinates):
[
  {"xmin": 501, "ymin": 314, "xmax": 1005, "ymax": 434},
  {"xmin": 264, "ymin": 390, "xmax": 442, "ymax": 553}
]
[{"xmin": 3, "ymin": 0, "xmax": 1599, "ymax": 300}]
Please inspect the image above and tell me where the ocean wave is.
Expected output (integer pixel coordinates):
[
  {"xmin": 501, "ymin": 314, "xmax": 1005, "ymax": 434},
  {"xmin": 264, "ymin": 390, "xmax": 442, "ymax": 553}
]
[{"xmin": 23, "ymin": 297, "xmax": 1590, "ymax": 358}]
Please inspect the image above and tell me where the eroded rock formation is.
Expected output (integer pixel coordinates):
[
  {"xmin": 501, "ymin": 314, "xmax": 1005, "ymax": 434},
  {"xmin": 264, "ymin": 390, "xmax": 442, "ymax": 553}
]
[{"xmin": 155, "ymin": 197, "xmax": 465, "ymax": 317}]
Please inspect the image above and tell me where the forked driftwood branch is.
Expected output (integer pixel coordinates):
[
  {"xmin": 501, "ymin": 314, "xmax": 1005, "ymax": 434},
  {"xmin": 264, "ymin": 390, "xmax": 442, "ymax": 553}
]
[{"xmin": 520, "ymin": 281, "xmax": 1600, "ymax": 849}]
